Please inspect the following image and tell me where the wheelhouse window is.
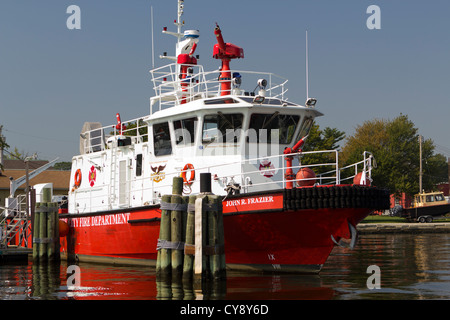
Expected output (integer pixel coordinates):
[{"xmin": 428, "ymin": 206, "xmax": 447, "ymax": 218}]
[
  {"xmin": 153, "ymin": 122, "xmax": 172, "ymax": 156},
  {"xmin": 202, "ymin": 113, "xmax": 243, "ymax": 144},
  {"xmin": 238, "ymin": 97, "xmax": 297, "ymax": 106},
  {"xmin": 174, "ymin": 117, "xmax": 197, "ymax": 145},
  {"xmin": 204, "ymin": 98, "xmax": 239, "ymax": 105},
  {"xmin": 249, "ymin": 113, "xmax": 300, "ymax": 144},
  {"xmin": 426, "ymin": 194, "xmax": 445, "ymax": 202},
  {"xmin": 296, "ymin": 116, "xmax": 314, "ymax": 141}
]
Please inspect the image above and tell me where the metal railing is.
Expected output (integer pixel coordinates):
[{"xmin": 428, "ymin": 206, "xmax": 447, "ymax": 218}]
[
  {"xmin": 80, "ymin": 117, "xmax": 149, "ymax": 155},
  {"xmin": 149, "ymin": 63, "xmax": 290, "ymax": 113},
  {"xmin": 0, "ymin": 195, "xmax": 31, "ymax": 248},
  {"xmin": 69, "ymin": 149, "xmax": 376, "ymax": 213}
]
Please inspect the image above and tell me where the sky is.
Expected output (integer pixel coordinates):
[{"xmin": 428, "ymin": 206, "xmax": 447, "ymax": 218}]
[{"xmin": 1, "ymin": 0, "xmax": 450, "ymax": 163}]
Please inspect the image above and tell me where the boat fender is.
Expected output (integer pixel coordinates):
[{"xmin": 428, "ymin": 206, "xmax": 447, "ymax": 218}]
[{"xmin": 182, "ymin": 163, "xmax": 195, "ymax": 185}]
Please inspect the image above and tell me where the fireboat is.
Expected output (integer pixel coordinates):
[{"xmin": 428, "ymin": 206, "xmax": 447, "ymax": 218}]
[{"xmin": 58, "ymin": 0, "xmax": 390, "ymax": 273}]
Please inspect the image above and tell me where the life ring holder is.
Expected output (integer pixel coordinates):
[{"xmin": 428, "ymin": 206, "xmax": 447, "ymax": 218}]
[
  {"xmin": 74, "ymin": 169, "xmax": 82, "ymax": 188},
  {"xmin": 181, "ymin": 163, "xmax": 195, "ymax": 194}
]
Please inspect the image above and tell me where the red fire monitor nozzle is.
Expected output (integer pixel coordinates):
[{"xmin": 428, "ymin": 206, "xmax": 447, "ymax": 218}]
[{"xmin": 213, "ymin": 24, "xmax": 244, "ymax": 96}]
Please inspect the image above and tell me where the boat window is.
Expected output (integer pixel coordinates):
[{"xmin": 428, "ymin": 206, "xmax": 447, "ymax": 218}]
[
  {"xmin": 153, "ymin": 122, "xmax": 172, "ymax": 156},
  {"xmin": 426, "ymin": 195, "xmax": 434, "ymax": 203},
  {"xmin": 204, "ymin": 98, "xmax": 239, "ymax": 105},
  {"xmin": 238, "ymin": 97, "xmax": 297, "ymax": 106},
  {"xmin": 136, "ymin": 154, "xmax": 142, "ymax": 176},
  {"xmin": 202, "ymin": 113, "xmax": 244, "ymax": 144},
  {"xmin": 435, "ymin": 194, "xmax": 445, "ymax": 201},
  {"xmin": 296, "ymin": 116, "xmax": 314, "ymax": 141},
  {"xmin": 249, "ymin": 113, "xmax": 299, "ymax": 144},
  {"xmin": 174, "ymin": 117, "xmax": 197, "ymax": 145}
]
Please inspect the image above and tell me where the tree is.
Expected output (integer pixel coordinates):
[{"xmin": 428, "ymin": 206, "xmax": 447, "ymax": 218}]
[
  {"xmin": 340, "ymin": 114, "xmax": 447, "ymax": 196},
  {"xmin": 300, "ymin": 122, "xmax": 346, "ymax": 175},
  {"xmin": 4, "ymin": 147, "xmax": 29, "ymax": 161},
  {"xmin": 53, "ymin": 162, "xmax": 72, "ymax": 171},
  {"xmin": 0, "ymin": 125, "xmax": 9, "ymax": 171}
]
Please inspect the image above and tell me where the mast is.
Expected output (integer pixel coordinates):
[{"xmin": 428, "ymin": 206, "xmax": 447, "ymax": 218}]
[
  {"xmin": 304, "ymin": 31, "xmax": 317, "ymax": 107},
  {"xmin": 176, "ymin": 0, "xmax": 184, "ymax": 41},
  {"xmin": 151, "ymin": 6, "xmax": 155, "ymax": 69},
  {"xmin": 306, "ymin": 30, "xmax": 309, "ymax": 100},
  {"xmin": 160, "ymin": 0, "xmax": 185, "ymax": 62},
  {"xmin": 419, "ymin": 135, "xmax": 423, "ymax": 193}
]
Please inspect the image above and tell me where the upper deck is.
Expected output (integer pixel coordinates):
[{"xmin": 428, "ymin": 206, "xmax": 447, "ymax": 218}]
[{"xmin": 148, "ymin": 63, "xmax": 314, "ymax": 115}]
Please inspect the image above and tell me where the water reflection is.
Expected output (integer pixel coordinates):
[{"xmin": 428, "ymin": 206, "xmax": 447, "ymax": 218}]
[
  {"xmin": 30, "ymin": 263, "xmax": 62, "ymax": 299},
  {"xmin": 155, "ymin": 278, "xmax": 227, "ymax": 300},
  {"xmin": 2, "ymin": 234, "xmax": 450, "ymax": 299},
  {"xmin": 321, "ymin": 233, "xmax": 450, "ymax": 299}
]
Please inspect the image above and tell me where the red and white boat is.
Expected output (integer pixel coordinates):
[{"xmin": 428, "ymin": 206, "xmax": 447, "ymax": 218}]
[{"xmin": 59, "ymin": 0, "xmax": 389, "ymax": 273}]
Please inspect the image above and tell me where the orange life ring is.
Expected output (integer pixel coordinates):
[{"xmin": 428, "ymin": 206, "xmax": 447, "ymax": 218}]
[
  {"xmin": 74, "ymin": 169, "xmax": 82, "ymax": 187},
  {"xmin": 181, "ymin": 163, "xmax": 195, "ymax": 185}
]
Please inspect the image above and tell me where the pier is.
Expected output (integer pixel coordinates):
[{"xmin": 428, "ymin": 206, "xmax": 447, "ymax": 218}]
[{"xmin": 0, "ymin": 246, "xmax": 32, "ymax": 263}]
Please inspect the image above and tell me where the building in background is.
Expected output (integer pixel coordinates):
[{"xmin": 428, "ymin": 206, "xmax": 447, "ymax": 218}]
[{"xmin": 0, "ymin": 160, "xmax": 70, "ymax": 207}]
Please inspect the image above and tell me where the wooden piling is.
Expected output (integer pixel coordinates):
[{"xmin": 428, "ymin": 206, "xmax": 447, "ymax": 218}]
[
  {"xmin": 157, "ymin": 194, "xmax": 172, "ymax": 278},
  {"xmin": 183, "ymin": 195, "xmax": 197, "ymax": 280},
  {"xmin": 42, "ymin": 188, "xmax": 52, "ymax": 203},
  {"xmin": 54, "ymin": 204, "xmax": 60, "ymax": 261},
  {"xmin": 182, "ymin": 196, "xmax": 189, "ymax": 254},
  {"xmin": 171, "ymin": 177, "xmax": 184, "ymax": 279},
  {"xmin": 207, "ymin": 194, "xmax": 223, "ymax": 279},
  {"xmin": 217, "ymin": 198, "xmax": 226, "ymax": 276},
  {"xmin": 155, "ymin": 173, "xmax": 225, "ymax": 291},
  {"xmin": 38, "ymin": 204, "xmax": 47, "ymax": 261},
  {"xmin": 194, "ymin": 195, "xmax": 208, "ymax": 280},
  {"xmin": 32, "ymin": 202, "xmax": 44, "ymax": 261},
  {"xmin": 47, "ymin": 202, "xmax": 58, "ymax": 261}
]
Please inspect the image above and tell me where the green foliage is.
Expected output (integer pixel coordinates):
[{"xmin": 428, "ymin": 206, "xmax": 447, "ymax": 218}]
[
  {"xmin": 0, "ymin": 126, "xmax": 8, "ymax": 151},
  {"xmin": 300, "ymin": 123, "xmax": 345, "ymax": 174},
  {"xmin": 4, "ymin": 147, "xmax": 28, "ymax": 160},
  {"xmin": 340, "ymin": 114, "xmax": 447, "ymax": 196},
  {"xmin": 110, "ymin": 119, "xmax": 148, "ymax": 142},
  {"xmin": 53, "ymin": 162, "xmax": 72, "ymax": 171}
]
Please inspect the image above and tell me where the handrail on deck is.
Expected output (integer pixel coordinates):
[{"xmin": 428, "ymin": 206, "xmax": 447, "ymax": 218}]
[
  {"xmin": 149, "ymin": 63, "xmax": 290, "ymax": 114},
  {"xmin": 70, "ymin": 148, "xmax": 375, "ymax": 212}
]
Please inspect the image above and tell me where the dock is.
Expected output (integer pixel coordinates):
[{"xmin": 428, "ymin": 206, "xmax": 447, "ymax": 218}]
[
  {"xmin": 0, "ymin": 246, "xmax": 32, "ymax": 263},
  {"xmin": 358, "ymin": 222, "xmax": 450, "ymax": 234}
]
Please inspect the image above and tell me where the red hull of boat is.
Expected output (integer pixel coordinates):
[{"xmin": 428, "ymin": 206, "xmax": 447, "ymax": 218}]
[{"xmin": 59, "ymin": 188, "xmax": 383, "ymax": 273}]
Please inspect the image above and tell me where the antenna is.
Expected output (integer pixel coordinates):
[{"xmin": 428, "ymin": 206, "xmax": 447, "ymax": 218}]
[
  {"xmin": 305, "ymin": 30, "xmax": 309, "ymax": 100},
  {"xmin": 151, "ymin": 6, "xmax": 155, "ymax": 69},
  {"xmin": 304, "ymin": 31, "xmax": 317, "ymax": 108}
]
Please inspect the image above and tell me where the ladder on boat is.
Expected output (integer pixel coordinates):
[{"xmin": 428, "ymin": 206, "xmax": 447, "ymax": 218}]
[
  {"xmin": 109, "ymin": 142, "xmax": 118, "ymax": 209},
  {"xmin": 0, "ymin": 195, "xmax": 31, "ymax": 249}
]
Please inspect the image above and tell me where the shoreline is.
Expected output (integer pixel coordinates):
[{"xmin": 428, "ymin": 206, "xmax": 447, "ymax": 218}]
[{"xmin": 357, "ymin": 222, "xmax": 450, "ymax": 234}]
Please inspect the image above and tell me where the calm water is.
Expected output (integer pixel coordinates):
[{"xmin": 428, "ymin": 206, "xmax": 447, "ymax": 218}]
[{"xmin": 2, "ymin": 233, "xmax": 450, "ymax": 300}]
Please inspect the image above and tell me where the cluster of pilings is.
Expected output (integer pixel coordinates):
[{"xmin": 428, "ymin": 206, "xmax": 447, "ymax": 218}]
[
  {"xmin": 156, "ymin": 174, "xmax": 226, "ymax": 283},
  {"xmin": 32, "ymin": 188, "xmax": 60, "ymax": 262}
]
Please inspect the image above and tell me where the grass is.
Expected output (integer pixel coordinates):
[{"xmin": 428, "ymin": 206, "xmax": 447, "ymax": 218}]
[
  {"xmin": 361, "ymin": 215, "xmax": 407, "ymax": 224},
  {"xmin": 361, "ymin": 214, "xmax": 450, "ymax": 224}
]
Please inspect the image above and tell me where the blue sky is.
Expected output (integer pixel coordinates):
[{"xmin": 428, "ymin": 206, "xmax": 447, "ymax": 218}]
[{"xmin": 1, "ymin": 0, "xmax": 450, "ymax": 162}]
